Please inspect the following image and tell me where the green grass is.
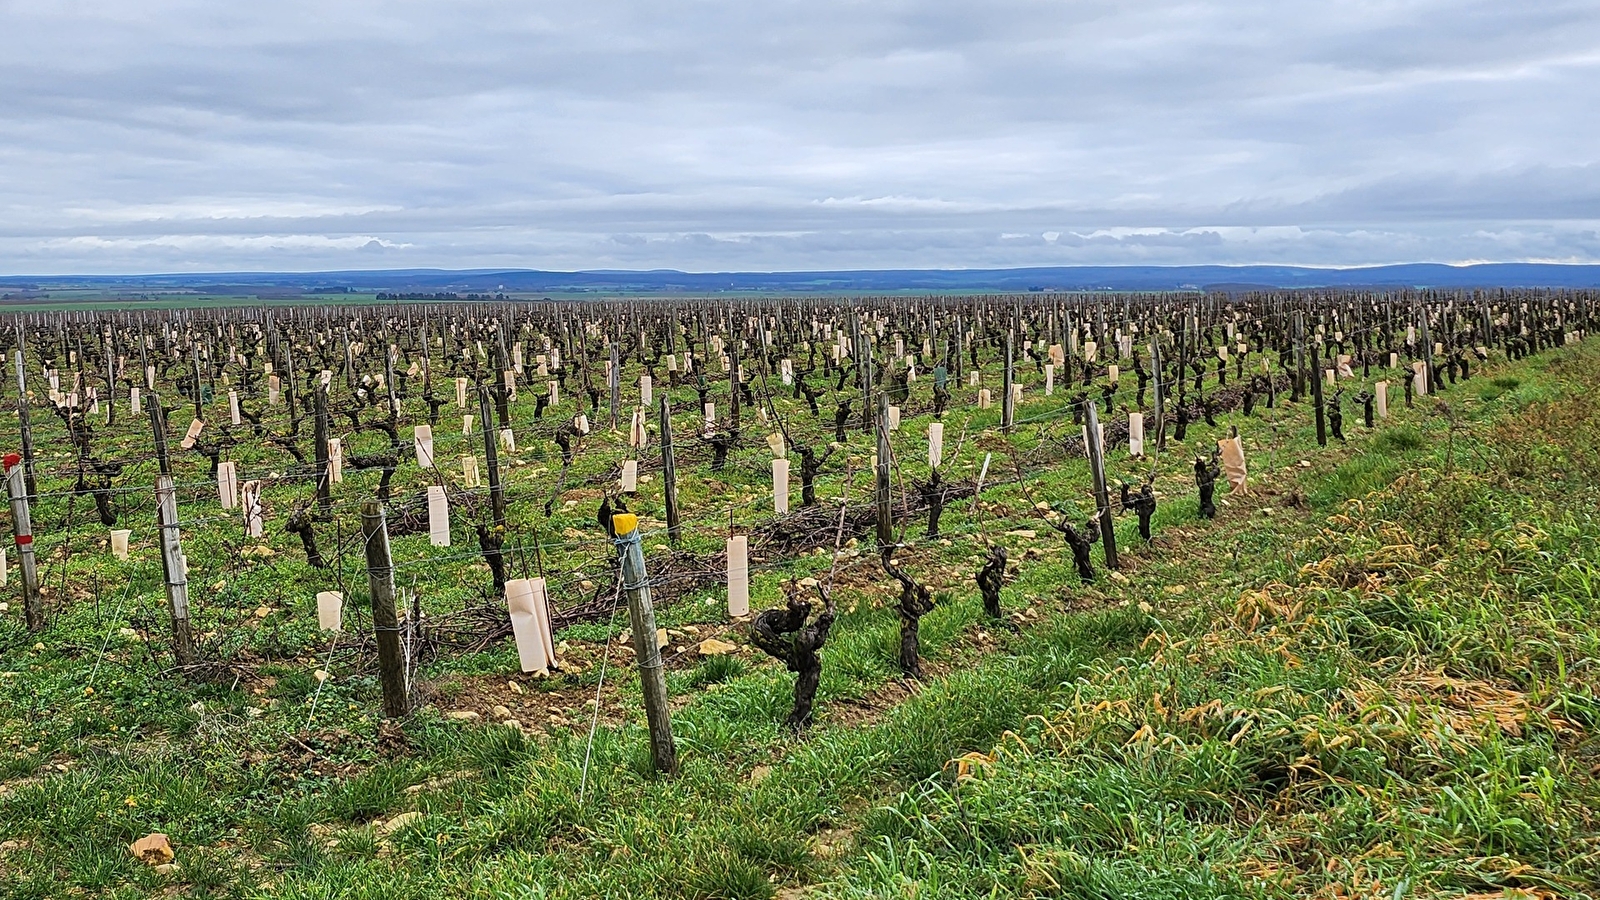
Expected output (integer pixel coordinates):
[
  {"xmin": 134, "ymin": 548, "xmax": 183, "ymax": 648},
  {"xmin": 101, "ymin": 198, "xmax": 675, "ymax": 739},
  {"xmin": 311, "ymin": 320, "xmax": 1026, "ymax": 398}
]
[{"xmin": 2, "ymin": 339, "xmax": 1598, "ymax": 899}]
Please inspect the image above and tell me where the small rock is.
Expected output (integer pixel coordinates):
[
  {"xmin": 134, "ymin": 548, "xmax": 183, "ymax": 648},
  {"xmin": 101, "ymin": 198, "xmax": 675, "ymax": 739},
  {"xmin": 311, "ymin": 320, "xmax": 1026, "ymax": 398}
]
[
  {"xmin": 656, "ymin": 628, "xmax": 670, "ymax": 649},
  {"xmin": 491, "ymin": 705, "xmax": 512, "ymax": 719},
  {"xmin": 507, "ymin": 681, "xmax": 524, "ymax": 695},
  {"xmin": 379, "ymin": 811, "xmax": 422, "ymax": 834},
  {"xmin": 697, "ymin": 638, "xmax": 739, "ymax": 656},
  {"xmin": 1109, "ymin": 571, "xmax": 1129, "ymax": 584},
  {"xmin": 253, "ymin": 606, "xmax": 271, "ymax": 619},
  {"xmin": 153, "ymin": 863, "xmax": 180, "ymax": 876},
  {"xmin": 129, "ymin": 833, "xmax": 174, "ymax": 865},
  {"xmin": 1164, "ymin": 585, "xmax": 1187, "ymax": 596},
  {"xmin": 445, "ymin": 710, "xmax": 480, "ymax": 721}
]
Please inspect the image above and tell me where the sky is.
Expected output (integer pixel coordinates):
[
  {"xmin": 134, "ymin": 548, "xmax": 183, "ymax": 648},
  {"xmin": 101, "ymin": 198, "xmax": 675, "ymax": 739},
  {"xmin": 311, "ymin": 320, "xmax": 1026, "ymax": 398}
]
[{"xmin": 2, "ymin": 0, "xmax": 1598, "ymax": 275}]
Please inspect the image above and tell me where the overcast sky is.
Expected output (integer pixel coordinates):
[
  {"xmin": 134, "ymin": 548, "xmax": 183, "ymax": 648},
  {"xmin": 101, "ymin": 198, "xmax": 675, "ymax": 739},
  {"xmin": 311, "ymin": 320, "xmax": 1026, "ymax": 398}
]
[{"xmin": 2, "ymin": 0, "xmax": 1597, "ymax": 274}]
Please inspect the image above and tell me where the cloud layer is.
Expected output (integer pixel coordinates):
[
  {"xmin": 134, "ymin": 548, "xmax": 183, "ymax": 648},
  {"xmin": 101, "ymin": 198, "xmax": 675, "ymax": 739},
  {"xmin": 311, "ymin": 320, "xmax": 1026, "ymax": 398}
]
[{"xmin": 3, "ymin": 0, "xmax": 1598, "ymax": 273}]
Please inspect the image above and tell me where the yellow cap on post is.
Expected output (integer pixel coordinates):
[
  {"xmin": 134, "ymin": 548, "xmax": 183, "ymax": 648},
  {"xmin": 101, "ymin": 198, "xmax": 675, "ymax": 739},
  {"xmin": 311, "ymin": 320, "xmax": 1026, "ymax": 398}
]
[{"xmin": 611, "ymin": 513, "xmax": 639, "ymax": 537}]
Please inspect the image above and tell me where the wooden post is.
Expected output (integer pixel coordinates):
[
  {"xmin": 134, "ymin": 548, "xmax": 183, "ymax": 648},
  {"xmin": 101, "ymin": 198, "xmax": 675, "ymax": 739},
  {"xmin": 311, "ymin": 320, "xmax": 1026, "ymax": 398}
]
[
  {"xmin": 149, "ymin": 390, "xmax": 172, "ymax": 475},
  {"xmin": 609, "ymin": 343, "xmax": 621, "ymax": 430},
  {"xmin": 1001, "ymin": 333, "xmax": 1015, "ymax": 432},
  {"xmin": 384, "ymin": 342, "xmax": 398, "ymax": 420},
  {"xmin": 1418, "ymin": 303, "xmax": 1436, "ymax": 391},
  {"xmin": 190, "ymin": 345, "xmax": 205, "ymax": 420},
  {"xmin": 659, "ymin": 394, "xmax": 680, "ymax": 545},
  {"xmin": 478, "ymin": 386, "xmax": 506, "ymax": 529},
  {"xmin": 1311, "ymin": 326, "xmax": 1327, "ymax": 448},
  {"xmin": 859, "ymin": 318, "xmax": 875, "ymax": 431},
  {"xmin": 155, "ymin": 472, "xmax": 196, "ymax": 667},
  {"xmin": 612, "ymin": 512, "xmax": 679, "ymax": 775},
  {"xmin": 875, "ymin": 393, "xmax": 893, "ymax": 546},
  {"xmin": 12, "ymin": 344, "xmax": 38, "ymax": 500},
  {"xmin": 313, "ymin": 386, "xmax": 331, "ymax": 516},
  {"xmin": 4, "ymin": 455, "xmax": 43, "ymax": 631},
  {"xmin": 727, "ymin": 327, "xmax": 741, "ymax": 433},
  {"xmin": 1292, "ymin": 311, "xmax": 1306, "ymax": 405},
  {"xmin": 1152, "ymin": 335, "xmax": 1167, "ymax": 453},
  {"xmin": 103, "ymin": 326, "xmax": 116, "ymax": 427},
  {"xmin": 283, "ymin": 329, "xmax": 299, "ymax": 420},
  {"xmin": 362, "ymin": 500, "xmax": 410, "ymax": 717},
  {"xmin": 1177, "ymin": 307, "xmax": 1190, "ymax": 406},
  {"xmin": 1083, "ymin": 399, "xmax": 1119, "ymax": 570},
  {"xmin": 342, "ymin": 325, "xmax": 355, "ymax": 391}
]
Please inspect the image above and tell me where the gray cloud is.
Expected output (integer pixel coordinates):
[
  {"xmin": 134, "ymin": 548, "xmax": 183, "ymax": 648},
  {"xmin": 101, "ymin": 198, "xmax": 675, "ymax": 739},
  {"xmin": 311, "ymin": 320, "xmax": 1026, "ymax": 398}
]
[{"xmin": 2, "ymin": 0, "xmax": 1597, "ymax": 273}]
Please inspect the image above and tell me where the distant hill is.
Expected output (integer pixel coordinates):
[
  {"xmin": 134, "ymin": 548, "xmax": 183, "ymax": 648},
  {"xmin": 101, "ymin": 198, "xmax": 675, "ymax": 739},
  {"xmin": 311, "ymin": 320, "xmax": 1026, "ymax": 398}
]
[{"xmin": 7, "ymin": 263, "xmax": 1600, "ymax": 295}]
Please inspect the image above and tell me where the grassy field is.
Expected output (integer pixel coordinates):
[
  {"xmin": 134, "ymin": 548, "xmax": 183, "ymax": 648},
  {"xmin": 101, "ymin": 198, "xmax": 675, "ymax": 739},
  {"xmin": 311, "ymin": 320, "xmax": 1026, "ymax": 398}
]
[{"xmin": 2, "ymin": 339, "xmax": 1598, "ymax": 899}]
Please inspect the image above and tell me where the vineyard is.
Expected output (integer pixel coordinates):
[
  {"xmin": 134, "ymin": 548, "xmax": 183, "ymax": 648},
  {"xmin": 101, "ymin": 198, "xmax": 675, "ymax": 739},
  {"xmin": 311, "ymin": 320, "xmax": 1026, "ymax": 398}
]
[{"xmin": 0, "ymin": 290, "xmax": 1596, "ymax": 899}]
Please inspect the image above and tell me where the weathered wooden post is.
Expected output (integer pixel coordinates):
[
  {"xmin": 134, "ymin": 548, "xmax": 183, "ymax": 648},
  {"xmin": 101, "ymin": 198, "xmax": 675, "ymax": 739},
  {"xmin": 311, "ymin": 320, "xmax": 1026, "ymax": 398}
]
[
  {"xmin": 856, "ymin": 315, "xmax": 874, "ymax": 431},
  {"xmin": 362, "ymin": 500, "xmax": 410, "ymax": 717},
  {"xmin": 384, "ymin": 342, "xmax": 399, "ymax": 420},
  {"xmin": 612, "ymin": 512, "xmax": 679, "ymax": 775},
  {"xmin": 1083, "ymin": 399, "xmax": 1119, "ymax": 570},
  {"xmin": 1311, "ymin": 327, "xmax": 1328, "ymax": 448},
  {"xmin": 875, "ymin": 393, "xmax": 893, "ymax": 545},
  {"xmin": 148, "ymin": 398, "xmax": 196, "ymax": 667},
  {"xmin": 312, "ymin": 386, "xmax": 332, "ymax": 516},
  {"xmin": 1001, "ymin": 333, "xmax": 1015, "ymax": 432},
  {"xmin": 4, "ymin": 454, "xmax": 43, "ymax": 631},
  {"xmin": 190, "ymin": 346, "xmax": 205, "ymax": 420},
  {"xmin": 155, "ymin": 470, "xmax": 196, "ymax": 667},
  {"xmin": 478, "ymin": 386, "xmax": 507, "ymax": 529},
  {"xmin": 342, "ymin": 325, "xmax": 356, "ymax": 392},
  {"xmin": 1151, "ymin": 335, "xmax": 1167, "ymax": 453},
  {"xmin": 283, "ymin": 329, "xmax": 299, "ymax": 420},
  {"xmin": 1418, "ymin": 303, "xmax": 1436, "ymax": 391},
  {"xmin": 728, "ymin": 325, "xmax": 742, "ymax": 433},
  {"xmin": 609, "ymin": 343, "xmax": 621, "ymax": 430},
  {"xmin": 1291, "ymin": 311, "xmax": 1306, "ymax": 404},
  {"xmin": 659, "ymin": 395, "xmax": 680, "ymax": 545},
  {"xmin": 13, "ymin": 341, "xmax": 38, "ymax": 500},
  {"xmin": 103, "ymin": 326, "xmax": 116, "ymax": 427}
]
